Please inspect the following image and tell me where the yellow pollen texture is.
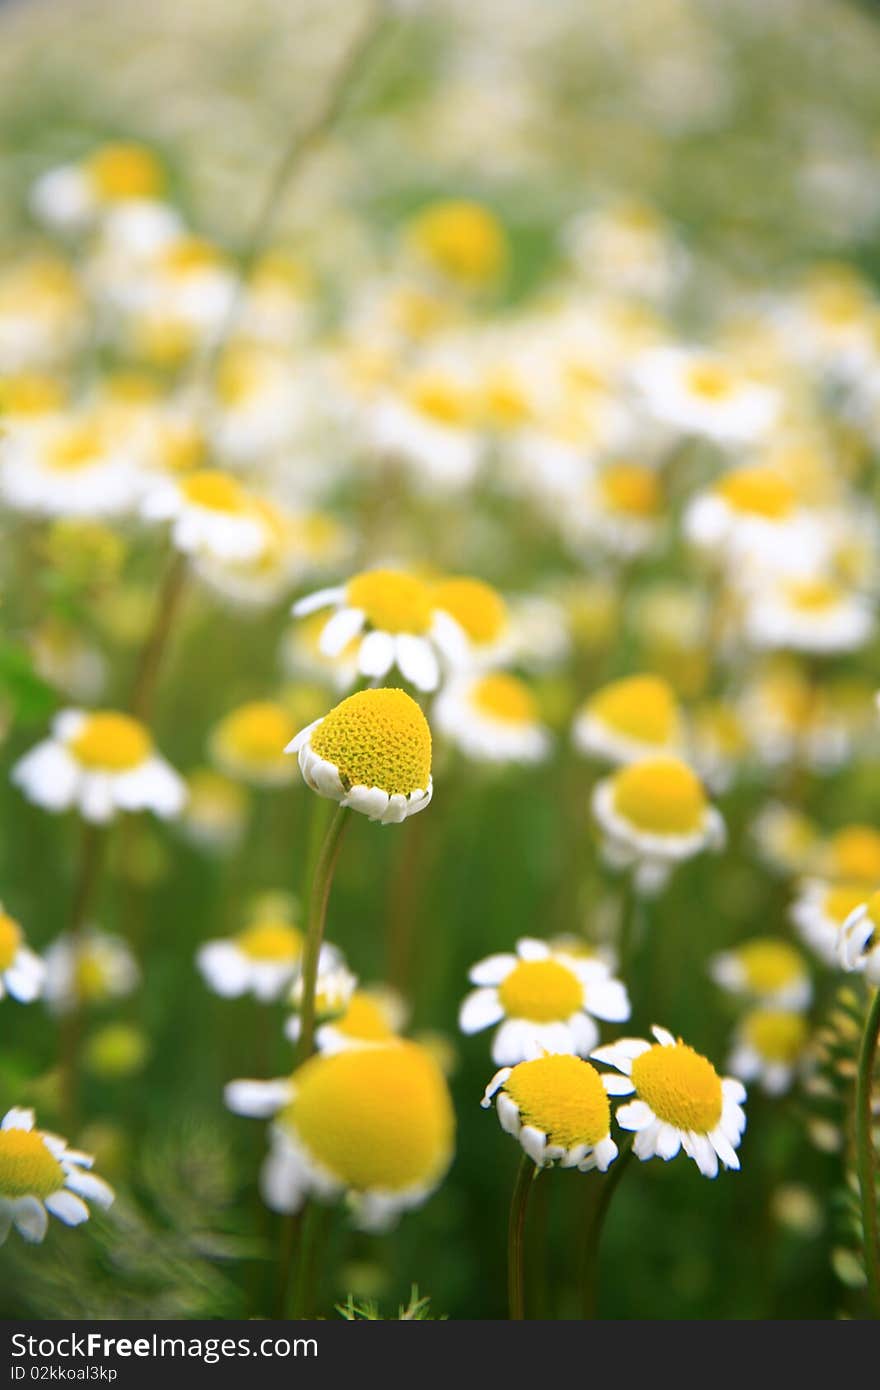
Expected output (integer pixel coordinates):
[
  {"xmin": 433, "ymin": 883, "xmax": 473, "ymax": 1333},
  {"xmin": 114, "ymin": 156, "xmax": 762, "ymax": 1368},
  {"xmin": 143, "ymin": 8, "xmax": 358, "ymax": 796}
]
[
  {"xmin": 498, "ymin": 959, "xmax": 583, "ymax": 1022},
  {"xmin": 432, "ymin": 577, "xmax": 507, "ymax": 645},
  {"xmin": 717, "ymin": 468, "xmax": 795, "ymax": 519},
  {"xmin": 310, "ymin": 689, "xmax": 431, "ymax": 797},
  {"xmin": 286, "ymin": 1041, "xmax": 454, "ymax": 1191},
  {"xmin": 471, "ymin": 673, "xmax": 538, "ymax": 726},
  {"xmin": 611, "ymin": 757, "xmax": 706, "ymax": 834},
  {"xmin": 70, "ymin": 712, "xmax": 151, "ymax": 771},
  {"xmin": 587, "ymin": 674, "xmax": 679, "ymax": 745},
  {"xmin": 599, "ymin": 463, "xmax": 661, "ymax": 517},
  {"xmin": 236, "ymin": 921, "xmax": 302, "ymax": 962},
  {"xmin": 742, "ymin": 1010, "xmax": 807, "ymax": 1063},
  {"xmin": 217, "ymin": 702, "xmax": 296, "ymax": 764},
  {"xmin": 504, "ymin": 1055, "xmax": 610, "ymax": 1148},
  {"xmin": 346, "ymin": 570, "xmax": 433, "ymax": 635},
  {"xmin": 631, "ymin": 1042, "xmax": 723, "ymax": 1132},
  {"xmin": 336, "ymin": 993, "xmax": 397, "ymax": 1041},
  {"xmin": 0, "ymin": 914, "xmax": 23, "ymax": 971},
  {"xmin": 86, "ymin": 144, "xmax": 163, "ymax": 200},
  {"xmin": 181, "ymin": 470, "xmax": 248, "ymax": 514},
  {"xmin": 736, "ymin": 939, "xmax": 803, "ymax": 992},
  {"xmin": 0, "ymin": 1129, "xmax": 65, "ymax": 1199}
]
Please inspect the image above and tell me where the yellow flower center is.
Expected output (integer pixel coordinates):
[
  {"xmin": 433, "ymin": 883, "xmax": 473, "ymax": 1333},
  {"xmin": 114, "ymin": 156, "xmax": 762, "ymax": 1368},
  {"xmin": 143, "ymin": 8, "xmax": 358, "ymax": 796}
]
[
  {"xmin": 407, "ymin": 200, "xmax": 507, "ymax": 282},
  {"xmin": 404, "ymin": 373, "xmax": 473, "ymax": 427},
  {"xmin": 784, "ymin": 579, "xmax": 842, "ymax": 613},
  {"xmin": 432, "ymin": 577, "xmax": 507, "ymax": 645},
  {"xmin": 823, "ymin": 882, "xmax": 876, "ymax": 924},
  {"xmin": 586, "ymin": 674, "xmax": 679, "ymax": 746},
  {"xmin": 0, "ymin": 913, "xmax": 23, "ymax": 971},
  {"xmin": 47, "ymin": 425, "xmax": 103, "ymax": 473},
  {"xmin": 86, "ymin": 143, "xmax": 164, "ymax": 200},
  {"xmin": 74, "ymin": 952, "xmax": 112, "ymax": 1002},
  {"xmin": 599, "ymin": 463, "xmax": 661, "ymax": 517},
  {"xmin": 0, "ymin": 1129, "xmax": 65, "ymax": 1199},
  {"xmin": 630, "ymin": 1041, "xmax": 723, "ymax": 1132},
  {"xmin": 0, "ymin": 373, "xmax": 65, "ymax": 416},
  {"xmin": 158, "ymin": 422, "xmax": 206, "ymax": 474},
  {"xmin": 498, "ymin": 959, "xmax": 583, "ymax": 1023},
  {"xmin": 69, "ymin": 712, "xmax": 152, "ymax": 771},
  {"xmin": 310, "ymin": 688, "xmax": 432, "ymax": 797},
  {"xmin": 346, "ymin": 570, "xmax": 433, "ymax": 636},
  {"xmin": 717, "ymin": 468, "xmax": 796, "ymax": 520},
  {"xmin": 481, "ymin": 369, "xmax": 532, "ymax": 428},
  {"xmin": 235, "ymin": 920, "xmax": 303, "ymax": 962},
  {"xmin": 686, "ymin": 362, "xmax": 735, "ymax": 401},
  {"xmin": 335, "ymin": 993, "xmax": 396, "ymax": 1042},
  {"xmin": 826, "ymin": 826, "xmax": 880, "ymax": 882},
  {"xmin": 610, "ymin": 757, "xmax": 707, "ymax": 835},
  {"xmin": 862, "ymin": 891, "xmax": 880, "ymax": 929},
  {"xmin": 503, "ymin": 1054, "xmax": 610, "ymax": 1148},
  {"xmin": 216, "ymin": 349, "xmax": 268, "ymax": 407},
  {"xmin": 180, "ymin": 470, "xmax": 249, "ymax": 514},
  {"xmin": 215, "ymin": 702, "xmax": 297, "ymax": 766},
  {"xmin": 742, "ymin": 1009, "xmax": 807, "ymax": 1063},
  {"xmin": 286, "ymin": 1041, "xmax": 454, "ymax": 1191},
  {"xmin": 160, "ymin": 237, "xmax": 223, "ymax": 277},
  {"xmin": 735, "ymin": 940, "xmax": 804, "ymax": 993},
  {"xmin": 471, "ymin": 673, "xmax": 538, "ymax": 726}
]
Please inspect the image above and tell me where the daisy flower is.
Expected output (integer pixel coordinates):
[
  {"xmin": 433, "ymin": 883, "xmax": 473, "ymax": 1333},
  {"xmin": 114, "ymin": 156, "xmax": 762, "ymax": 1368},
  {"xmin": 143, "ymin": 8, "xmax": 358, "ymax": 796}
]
[
  {"xmin": 287, "ymin": 687, "xmax": 432, "ymax": 825},
  {"xmin": 29, "ymin": 142, "xmax": 165, "ymax": 233},
  {"xmin": 366, "ymin": 369, "xmax": 483, "ymax": 494},
  {"xmin": 742, "ymin": 576, "xmax": 874, "ymax": 655},
  {"xmin": 286, "ymin": 986, "xmax": 406, "ymax": 1054},
  {"xmin": 405, "ymin": 199, "xmax": 508, "ymax": 286},
  {"xmin": 292, "ymin": 568, "xmax": 464, "ymax": 692},
  {"xmin": 459, "ymin": 937, "xmax": 630, "ymax": 1066},
  {"xmin": 727, "ymin": 1009, "xmax": 811, "ymax": 1096},
  {"xmin": 198, "ymin": 906, "xmax": 319, "ymax": 1003},
  {"xmin": 12, "ymin": 709, "xmax": 186, "ymax": 824},
  {"xmin": 141, "ymin": 469, "xmax": 269, "ymax": 563},
  {"xmin": 631, "ymin": 347, "xmax": 779, "ymax": 448},
  {"xmin": 0, "ymin": 259, "xmax": 83, "ymax": 372},
  {"xmin": 482, "ymin": 1054, "xmax": 620, "ymax": 1171},
  {"xmin": 209, "ymin": 700, "xmax": 300, "ymax": 788},
  {"xmin": 225, "ymin": 1041, "xmax": 454, "ymax": 1231},
  {"xmin": 591, "ymin": 755, "xmax": 724, "ymax": 890},
  {"xmin": 683, "ymin": 466, "xmax": 826, "ymax": 577},
  {"xmin": 431, "ymin": 576, "xmax": 510, "ymax": 670},
  {"xmin": 43, "ymin": 929, "xmax": 139, "ymax": 1013},
  {"xmin": 564, "ymin": 461, "xmax": 665, "ymax": 561},
  {"xmin": 0, "ymin": 907, "xmax": 45, "ymax": 1004},
  {"xmin": 709, "ymin": 938, "xmax": 812, "ymax": 1010},
  {"xmin": 280, "ymin": 613, "xmax": 361, "ymax": 693},
  {"xmin": 0, "ymin": 414, "xmax": 142, "ymax": 520},
  {"xmin": 839, "ymin": 891, "xmax": 880, "ymax": 984},
  {"xmin": 573, "ymin": 673, "xmax": 683, "ymax": 766},
  {"xmin": 790, "ymin": 879, "xmax": 878, "ymax": 967},
  {"xmin": 434, "ymin": 672, "xmax": 551, "ymax": 764},
  {"xmin": 592, "ymin": 1025, "xmax": 747, "ymax": 1176},
  {"xmin": 0, "ymin": 1108, "xmax": 114, "ymax": 1244}
]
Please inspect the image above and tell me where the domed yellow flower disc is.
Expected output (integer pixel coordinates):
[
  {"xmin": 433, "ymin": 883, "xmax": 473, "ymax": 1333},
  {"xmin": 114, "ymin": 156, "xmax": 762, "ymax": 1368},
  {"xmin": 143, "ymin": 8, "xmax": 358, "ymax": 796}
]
[
  {"xmin": 0, "ymin": 1129, "xmax": 65, "ymax": 1199},
  {"xmin": 630, "ymin": 1041, "xmax": 723, "ymax": 1132},
  {"xmin": 716, "ymin": 467, "xmax": 795, "ymax": 519},
  {"xmin": 498, "ymin": 959, "xmax": 583, "ymax": 1023},
  {"xmin": 472, "ymin": 674, "xmax": 538, "ymax": 726},
  {"xmin": 432, "ymin": 577, "xmax": 507, "ymax": 645},
  {"xmin": 824, "ymin": 826, "xmax": 880, "ymax": 882},
  {"xmin": 345, "ymin": 570, "xmax": 433, "ymax": 635},
  {"xmin": 311, "ymin": 689, "xmax": 431, "ymax": 797},
  {"xmin": 735, "ymin": 939, "xmax": 804, "ymax": 993},
  {"xmin": 334, "ymin": 993, "xmax": 398, "ymax": 1043},
  {"xmin": 742, "ymin": 1010, "xmax": 808, "ymax": 1064},
  {"xmin": 0, "ymin": 913, "xmax": 23, "ymax": 971},
  {"xmin": 611, "ymin": 756, "xmax": 707, "ymax": 834},
  {"xmin": 215, "ymin": 702, "xmax": 298, "ymax": 766},
  {"xmin": 407, "ymin": 200, "xmax": 507, "ymax": 283},
  {"xmin": 180, "ymin": 470, "xmax": 250, "ymax": 514},
  {"xmin": 235, "ymin": 920, "xmax": 303, "ymax": 962},
  {"xmin": 85, "ymin": 144, "xmax": 164, "ymax": 200},
  {"xmin": 599, "ymin": 463, "xmax": 662, "ymax": 517},
  {"xmin": 70, "ymin": 713, "xmax": 152, "ymax": 772},
  {"xmin": 822, "ymin": 882, "xmax": 877, "ymax": 924},
  {"xmin": 503, "ymin": 1055, "xmax": 610, "ymax": 1149},
  {"xmin": 285, "ymin": 1041, "xmax": 454, "ymax": 1192},
  {"xmin": 586, "ymin": 674, "xmax": 680, "ymax": 746}
]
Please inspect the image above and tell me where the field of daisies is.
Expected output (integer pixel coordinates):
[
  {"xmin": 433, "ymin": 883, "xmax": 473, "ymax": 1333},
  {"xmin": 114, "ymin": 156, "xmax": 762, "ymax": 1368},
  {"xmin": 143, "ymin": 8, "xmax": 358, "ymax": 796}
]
[{"xmin": 1, "ymin": 0, "xmax": 880, "ymax": 1322}]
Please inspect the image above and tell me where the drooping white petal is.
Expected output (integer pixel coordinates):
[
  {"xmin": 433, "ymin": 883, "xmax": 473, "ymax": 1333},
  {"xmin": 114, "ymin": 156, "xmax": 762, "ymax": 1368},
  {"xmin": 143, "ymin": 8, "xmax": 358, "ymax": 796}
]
[
  {"xmin": 224, "ymin": 1078, "xmax": 293, "ymax": 1117},
  {"xmin": 45, "ymin": 1190, "xmax": 90, "ymax": 1226},
  {"xmin": 468, "ymin": 953, "xmax": 517, "ymax": 986},
  {"xmin": 319, "ymin": 606, "xmax": 365, "ymax": 657},
  {"xmin": 395, "ymin": 635, "xmax": 439, "ymax": 692},
  {"xmin": 614, "ymin": 1100, "xmax": 656, "ymax": 1132},
  {"xmin": 13, "ymin": 1198, "xmax": 48, "ymax": 1242},
  {"xmin": 358, "ymin": 629, "xmax": 396, "ymax": 678},
  {"xmin": 458, "ymin": 987, "xmax": 504, "ymax": 1035}
]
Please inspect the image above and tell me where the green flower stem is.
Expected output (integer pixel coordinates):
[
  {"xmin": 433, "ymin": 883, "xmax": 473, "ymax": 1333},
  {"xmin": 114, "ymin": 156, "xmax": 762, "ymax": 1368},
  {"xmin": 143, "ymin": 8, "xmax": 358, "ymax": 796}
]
[
  {"xmin": 856, "ymin": 985, "xmax": 880, "ymax": 1316},
  {"xmin": 294, "ymin": 803, "xmax": 350, "ymax": 1065},
  {"xmin": 582, "ymin": 1135, "xmax": 634, "ymax": 1318},
  {"xmin": 508, "ymin": 1155, "xmax": 538, "ymax": 1320},
  {"xmin": 128, "ymin": 549, "xmax": 188, "ymax": 723}
]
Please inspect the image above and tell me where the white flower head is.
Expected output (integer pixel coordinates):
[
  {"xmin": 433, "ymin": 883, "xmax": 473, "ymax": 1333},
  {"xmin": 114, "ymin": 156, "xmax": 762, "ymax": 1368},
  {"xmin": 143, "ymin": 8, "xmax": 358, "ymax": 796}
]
[
  {"xmin": 0, "ymin": 908, "xmax": 45, "ymax": 1004},
  {"xmin": 0, "ymin": 1108, "xmax": 114, "ymax": 1244},
  {"xmin": 481, "ymin": 1053, "xmax": 620, "ymax": 1172},
  {"xmin": 839, "ymin": 892, "xmax": 880, "ymax": 984},
  {"xmin": 709, "ymin": 937, "xmax": 812, "ymax": 1010},
  {"xmin": 573, "ymin": 673, "xmax": 683, "ymax": 767},
  {"xmin": 43, "ymin": 929, "xmax": 139, "ymax": 1014},
  {"xmin": 726, "ymin": 1009, "xmax": 810, "ymax": 1096},
  {"xmin": 434, "ymin": 672, "xmax": 551, "ymax": 765}
]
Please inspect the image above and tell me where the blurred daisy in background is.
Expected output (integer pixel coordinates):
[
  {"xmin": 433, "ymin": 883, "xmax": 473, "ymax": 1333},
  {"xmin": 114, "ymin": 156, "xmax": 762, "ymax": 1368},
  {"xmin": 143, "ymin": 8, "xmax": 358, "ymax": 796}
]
[
  {"xmin": 564, "ymin": 460, "xmax": 665, "ymax": 561},
  {"xmin": 141, "ymin": 469, "xmax": 270, "ymax": 563},
  {"xmin": 197, "ymin": 896, "xmax": 323, "ymax": 1002},
  {"xmin": 179, "ymin": 768, "xmax": 249, "ymax": 853},
  {"xmin": 430, "ymin": 576, "xmax": 511, "ymax": 670},
  {"xmin": 631, "ymin": 346, "xmax": 779, "ymax": 448},
  {"xmin": 434, "ymin": 671, "xmax": 550, "ymax": 764},
  {"xmin": 43, "ymin": 929, "xmax": 139, "ymax": 1013},
  {"xmin": 29, "ymin": 141, "xmax": 166, "ymax": 234},
  {"xmin": 0, "ymin": 906, "xmax": 45, "ymax": 1004},
  {"xmin": 573, "ymin": 673, "xmax": 683, "ymax": 766},
  {"xmin": 726, "ymin": 1009, "xmax": 811, "ymax": 1095},
  {"xmin": 287, "ymin": 985, "xmax": 407, "ymax": 1054},
  {"xmin": 209, "ymin": 700, "xmax": 299, "ymax": 788},
  {"xmin": 482, "ymin": 1053, "xmax": 620, "ymax": 1171},
  {"xmin": 0, "ymin": 412, "xmax": 142, "ymax": 519},
  {"xmin": 0, "ymin": 1108, "xmax": 114, "ymax": 1244},
  {"xmin": 709, "ymin": 937, "xmax": 812, "ymax": 1010},
  {"xmin": 839, "ymin": 890, "xmax": 880, "ymax": 983},
  {"xmin": 741, "ymin": 576, "xmax": 874, "ymax": 655}
]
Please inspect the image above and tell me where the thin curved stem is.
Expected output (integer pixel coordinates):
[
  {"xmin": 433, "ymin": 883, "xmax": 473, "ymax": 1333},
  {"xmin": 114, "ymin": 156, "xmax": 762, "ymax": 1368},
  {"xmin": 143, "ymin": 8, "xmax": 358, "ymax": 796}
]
[
  {"xmin": 128, "ymin": 550, "xmax": 188, "ymax": 722},
  {"xmin": 508, "ymin": 1155, "xmax": 537, "ymax": 1320},
  {"xmin": 294, "ymin": 803, "xmax": 350, "ymax": 1065},
  {"xmin": 856, "ymin": 986, "xmax": 880, "ymax": 1316},
  {"xmin": 582, "ymin": 1136, "xmax": 634, "ymax": 1318}
]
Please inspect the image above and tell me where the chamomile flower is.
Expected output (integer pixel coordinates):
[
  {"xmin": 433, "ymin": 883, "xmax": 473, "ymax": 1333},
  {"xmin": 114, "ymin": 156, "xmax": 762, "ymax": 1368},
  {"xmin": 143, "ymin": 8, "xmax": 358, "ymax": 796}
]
[
  {"xmin": 839, "ymin": 891, "xmax": 880, "ymax": 984},
  {"xmin": 141, "ymin": 469, "xmax": 269, "ymax": 563},
  {"xmin": 434, "ymin": 672, "xmax": 551, "ymax": 764},
  {"xmin": 481, "ymin": 1054, "xmax": 619, "ymax": 1171},
  {"xmin": 280, "ymin": 613, "xmax": 361, "ymax": 692},
  {"xmin": 565, "ymin": 461, "xmax": 665, "ymax": 560},
  {"xmin": 709, "ymin": 938, "xmax": 812, "ymax": 1010},
  {"xmin": 197, "ymin": 903, "xmax": 324, "ymax": 1002},
  {"xmin": 727, "ymin": 1010, "xmax": 811, "ymax": 1095},
  {"xmin": 431, "ymin": 576, "xmax": 511, "ymax": 670},
  {"xmin": 287, "ymin": 688, "xmax": 432, "ymax": 825},
  {"xmin": 0, "ymin": 259, "xmax": 83, "ymax": 371},
  {"xmin": 683, "ymin": 466, "xmax": 826, "ymax": 576},
  {"xmin": 367, "ymin": 369, "xmax": 483, "ymax": 494},
  {"xmin": 43, "ymin": 929, "xmax": 139, "ymax": 1013},
  {"xmin": 742, "ymin": 576, "xmax": 874, "ymax": 655},
  {"xmin": 592, "ymin": 1025, "xmax": 747, "ymax": 1176},
  {"xmin": 573, "ymin": 673, "xmax": 683, "ymax": 766},
  {"xmin": 209, "ymin": 700, "xmax": 299, "ymax": 788},
  {"xmin": 405, "ymin": 199, "xmax": 508, "ymax": 286},
  {"xmin": 0, "ymin": 908, "xmax": 45, "ymax": 1004},
  {"xmin": 293, "ymin": 568, "xmax": 464, "ymax": 692},
  {"xmin": 12, "ymin": 709, "xmax": 186, "ymax": 823},
  {"xmin": 790, "ymin": 879, "xmax": 878, "ymax": 967},
  {"xmin": 0, "ymin": 1108, "xmax": 113, "ymax": 1244},
  {"xmin": 226, "ymin": 1041, "xmax": 454, "ymax": 1231},
  {"xmin": 29, "ymin": 142, "xmax": 165, "ymax": 233},
  {"xmin": 631, "ymin": 347, "xmax": 779, "ymax": 448},
  {"xmin": 592, "ymin": 755, "xmax": 724, "ymax": 890},
  {"xmin": 459, "ymin": 937, "xmax": 629, "ymax": 1066},
  {"xmin": 287, "ymin": 986, "xmax": 407, "ymax": 1054},
  {"xmin": 0, "ymin": 414, "xmax": 142, "ymax": 519}
]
